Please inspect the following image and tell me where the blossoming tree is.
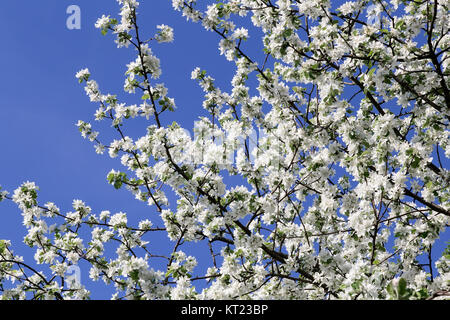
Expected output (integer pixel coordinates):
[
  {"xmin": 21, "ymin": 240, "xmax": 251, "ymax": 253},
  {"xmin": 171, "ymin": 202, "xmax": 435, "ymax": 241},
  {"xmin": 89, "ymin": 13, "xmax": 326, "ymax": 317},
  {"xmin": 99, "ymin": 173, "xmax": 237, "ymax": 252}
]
[{"xmin": 0, "ymin": 0, "xmax": 449, "ymax": 300}]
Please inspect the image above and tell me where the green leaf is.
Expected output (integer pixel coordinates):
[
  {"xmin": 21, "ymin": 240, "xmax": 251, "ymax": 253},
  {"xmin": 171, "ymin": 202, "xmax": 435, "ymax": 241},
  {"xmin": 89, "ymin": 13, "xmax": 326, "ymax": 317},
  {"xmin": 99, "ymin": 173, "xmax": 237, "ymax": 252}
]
[
  {"xmin": 283, "ymin": 29, "xmax": 293, "ymax": 38},
  {"xmin": 221, "ymin": 274, "xmax": 231, "ymax": 285},
  {"xmin": 280, "ymin": 42, "xmax": 289, "ymax": 55},
  {"xmin": 130, "ymin": 270, "xmax": 139, "ymax": 282},
  {"xmin": 107, "ymin": 173, "xmax": 115, "ymax": 184},
  {"xmin": 410, "ymin": 156, "xmax": 421, "ymax": 169},
  {"xmin": 405, "ymin": 148, "xmax": 414, "ymax": 156},
  {"xmin": 113, "ymin": 180, "xmax": 122, "ymax": 189},
  {"xmin": 414, "ymin": 288, "xmax": 429, "ymax": 299},
  {"xmin": 351, "ymin": 280, "xmax": 361, "ymax": 291},
  {"xmin": 398, "ymin": 278, "xmax": 407, "ymax": 293},
  {"xmin": 395, "ymin": 20, "xmax": 406, "ymax": 30}
]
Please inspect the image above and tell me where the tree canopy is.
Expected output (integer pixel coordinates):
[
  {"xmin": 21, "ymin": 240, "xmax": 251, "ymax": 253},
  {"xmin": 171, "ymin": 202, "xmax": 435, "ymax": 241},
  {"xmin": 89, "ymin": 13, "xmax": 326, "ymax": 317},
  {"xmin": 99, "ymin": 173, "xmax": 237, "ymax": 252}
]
[{"xmin": 0, "ymin": 0, "xmax": 449, "ymax": 300}]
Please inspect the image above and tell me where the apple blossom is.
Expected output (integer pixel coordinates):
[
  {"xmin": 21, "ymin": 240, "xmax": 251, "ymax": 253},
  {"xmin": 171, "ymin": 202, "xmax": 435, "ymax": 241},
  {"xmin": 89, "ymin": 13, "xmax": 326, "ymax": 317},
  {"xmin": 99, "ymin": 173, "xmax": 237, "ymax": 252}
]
[{"xmin": 1, "ymin": 0, "xmax": 449, "ymax": 300}]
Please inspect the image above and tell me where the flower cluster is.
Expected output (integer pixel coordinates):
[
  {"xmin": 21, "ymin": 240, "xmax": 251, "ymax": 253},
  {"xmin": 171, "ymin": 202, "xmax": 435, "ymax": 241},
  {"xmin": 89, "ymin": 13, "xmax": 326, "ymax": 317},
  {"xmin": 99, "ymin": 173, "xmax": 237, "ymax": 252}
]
[
  {"xmin": 155, "ymin": 24, "xmax": 174, "ymax": 43},
  {"xmin": 1, "ymin": 0, "xmax": 449, "ymax": 300}
]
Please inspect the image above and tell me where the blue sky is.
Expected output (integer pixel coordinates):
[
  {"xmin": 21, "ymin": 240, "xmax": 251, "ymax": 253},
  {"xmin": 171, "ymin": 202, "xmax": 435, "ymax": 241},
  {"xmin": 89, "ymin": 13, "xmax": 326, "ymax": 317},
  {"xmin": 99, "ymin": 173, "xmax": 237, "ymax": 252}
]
[
  {"xmin": 0, "ymin": 0, "xmax": 238, "ymax": 299},
  {"xmin": 0, "ymin": 1, "xmax": 448, "ymax": 299}
]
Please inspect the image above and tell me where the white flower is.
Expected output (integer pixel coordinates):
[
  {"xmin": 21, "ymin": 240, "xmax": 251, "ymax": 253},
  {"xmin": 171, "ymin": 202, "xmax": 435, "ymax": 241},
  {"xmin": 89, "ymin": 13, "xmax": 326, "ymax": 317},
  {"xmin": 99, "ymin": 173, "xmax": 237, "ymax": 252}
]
[
  {"xmin": 155, "ymin": 24, "xmax": 174, "ymax": 43},
  {"xmin": 109, "ymin": 212, "xmax": 128, "ymax": 228},
  {"xmin": 95, "ymin": 15, "xmax": 111, "ymax": 30},
  {"xmin": 89, "ymin": 266, "xmax": 100, "ymax": 281},
  {"xmin": 100, "ymin": 210, "xmax": 111, "ymax": 221},
  {"xmin": 138, "ymin": 219, "xmax": 153, "ymax": 230},
  {"xmin": 338, "ymin": 1, "xmax": 358, "ymax": 15},
  {"xmin": 75, "ymin": 68, "xmax": 90, "ymax": 81},
  {"xmin": 232, "ymin": 27, "xmax": 248, "ymax": 40}
]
